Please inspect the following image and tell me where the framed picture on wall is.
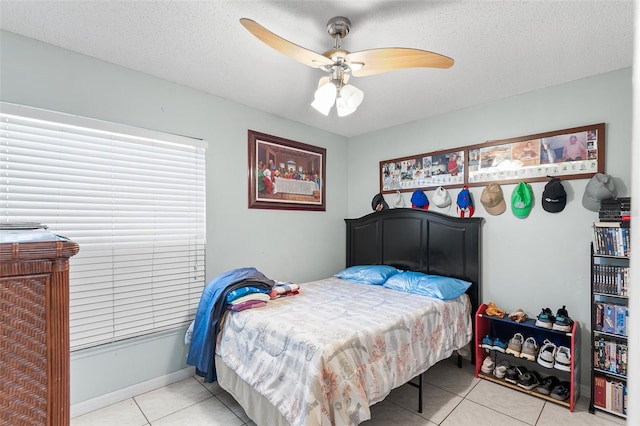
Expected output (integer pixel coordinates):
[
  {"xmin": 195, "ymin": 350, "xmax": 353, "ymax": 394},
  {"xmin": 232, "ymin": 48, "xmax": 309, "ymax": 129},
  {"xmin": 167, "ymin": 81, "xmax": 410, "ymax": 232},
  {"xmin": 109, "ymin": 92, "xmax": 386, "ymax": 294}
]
[
  {"xmin": 248, "ymin": 130, "xmax": 326, "ymax": 211},
  {"xmin": 380, "ymin": 149, "xmax": 465, "ymax": 193},
  {"xmin": 466, "ymin": 123, "xmax": 605, "ymax": 186}
]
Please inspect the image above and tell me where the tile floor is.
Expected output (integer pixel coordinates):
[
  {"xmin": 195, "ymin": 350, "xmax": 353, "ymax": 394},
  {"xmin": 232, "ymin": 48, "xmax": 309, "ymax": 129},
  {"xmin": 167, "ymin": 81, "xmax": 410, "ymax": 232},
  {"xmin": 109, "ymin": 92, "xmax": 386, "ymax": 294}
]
[{"xmin": 71, "ymin": 355, "xmax": 626, "ymax": 426}]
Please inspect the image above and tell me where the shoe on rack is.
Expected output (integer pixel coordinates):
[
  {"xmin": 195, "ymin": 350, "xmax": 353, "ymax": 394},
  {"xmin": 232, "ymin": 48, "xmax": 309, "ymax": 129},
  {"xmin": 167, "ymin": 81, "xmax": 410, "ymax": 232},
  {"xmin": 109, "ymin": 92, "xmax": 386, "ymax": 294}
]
[
  {"xmin": 481, "ymin": 335, "xmax": 493, "ymax": 350},
  {"xmin": 493, "ymin": 360, "xmax": 511, "ymax": 379},
  {"xmin": 481, "ymin": 355, "xmax": 495, "ymax": 374},
  {"xmin": 504, "ymin": 365, "xmax": 519, "ymax": 384},
  {"xmin": 517, "ymin": 367, "xmax": 541, "ymax": 391},
  {"xmin": 550, "ymin": 381, "xmax": 570, "ymax": 401},
  {"xmin": 519, "ymin": 337, "xmax": 538, "ymax": 361},
  {"xmin": 505, "ymin": 333, "xmax": 524, "ymax": 357},
  {"xmin": 535, "ymin": 307, "xmax": 555, "ymax": 329},
  {"xmin": 537, "ymin": 340, "xmax": 557, "ymax": 368},
  {"xmin": 554, "ymin": 346, "xmax": 571, "ymax": 371},
  {"xmin": 492, "ymin": 337, "xmax": 508, "ymax": 353},
  {"xmin": 552, "ymin": 305, "xmax": 574, "ymax": 332},
  {"xmin": 508, "ymin": 308, "xmax": 528, "ymax": 323},
  {"xmin": 485, "ymin": 302, "xmax": 506, "ymax": 318},
  {"xmin": 537, "ymin": 375, "xmax": 559, "ymax": 395}
]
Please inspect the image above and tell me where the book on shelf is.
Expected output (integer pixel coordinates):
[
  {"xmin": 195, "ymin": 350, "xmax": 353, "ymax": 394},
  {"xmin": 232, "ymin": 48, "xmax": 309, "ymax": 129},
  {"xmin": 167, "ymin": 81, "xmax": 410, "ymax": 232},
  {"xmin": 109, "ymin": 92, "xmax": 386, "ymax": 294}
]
[
  {"xmin": 593, "ymin": 337, "xmax": 628, "ymax": 375},
  {"xmin": 594, "ymin": 303, "xmax": 628, "ymax": 336},
  {"xmin": 594, "ymin": 374, "xmax": 607, "ymax": 408},
  {"xmin": 592, "ymin": 264, "xmax": 629, "ymax": 296},
  {"xmin": 592, "ymin": 224, "xmax": 630, "ymax": 257}
]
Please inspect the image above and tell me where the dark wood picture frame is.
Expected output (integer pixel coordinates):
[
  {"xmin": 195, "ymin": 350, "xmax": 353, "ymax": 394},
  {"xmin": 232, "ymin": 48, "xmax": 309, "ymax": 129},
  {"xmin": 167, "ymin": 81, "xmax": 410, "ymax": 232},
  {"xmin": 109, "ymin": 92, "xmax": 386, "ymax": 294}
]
[
  {"xmin": 466, "ymin": 123, "xmax": 605, "ymax": 186},
  {"xmin": 380, "ymin": 148, "xmax": 465, "ymax": 194},
  {"xmin": 248, "ymin": 130, "xmax": 326, "ymax": 211}
]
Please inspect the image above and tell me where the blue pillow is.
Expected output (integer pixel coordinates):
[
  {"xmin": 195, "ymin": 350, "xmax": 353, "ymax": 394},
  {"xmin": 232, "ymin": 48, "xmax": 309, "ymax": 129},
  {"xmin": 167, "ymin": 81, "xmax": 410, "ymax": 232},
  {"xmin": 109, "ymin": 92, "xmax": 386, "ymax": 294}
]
[
  {"xmin": 334, "ymin": 265, "xmax": 402, "ymax": 285},
  {"xmin": 383, "ymin": 271, "xmax": 471, "ymax": 300}
]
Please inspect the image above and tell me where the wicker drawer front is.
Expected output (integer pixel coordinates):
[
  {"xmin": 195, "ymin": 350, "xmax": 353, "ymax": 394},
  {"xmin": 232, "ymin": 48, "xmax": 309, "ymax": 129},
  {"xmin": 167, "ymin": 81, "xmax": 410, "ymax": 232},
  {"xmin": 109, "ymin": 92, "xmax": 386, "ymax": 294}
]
[{"xmin": 0, "ymin": 274, "xmax": 48, "ymax": 426}]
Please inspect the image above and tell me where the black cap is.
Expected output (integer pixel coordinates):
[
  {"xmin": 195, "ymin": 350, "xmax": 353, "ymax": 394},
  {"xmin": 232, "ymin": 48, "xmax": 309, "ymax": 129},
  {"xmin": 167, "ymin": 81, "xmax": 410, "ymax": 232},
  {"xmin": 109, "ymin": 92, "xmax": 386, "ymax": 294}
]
[
  {"xmin": 371, "ymin": 193, "xmax": 389, "ymax": 211},
  {"xmin": 542, "ymin": 177, "xmax": 567, "ymax": 213}
]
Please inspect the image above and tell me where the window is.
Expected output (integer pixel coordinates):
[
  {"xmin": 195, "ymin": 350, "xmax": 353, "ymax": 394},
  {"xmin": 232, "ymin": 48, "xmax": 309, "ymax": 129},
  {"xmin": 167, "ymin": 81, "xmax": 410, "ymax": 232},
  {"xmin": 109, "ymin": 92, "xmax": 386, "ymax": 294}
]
[{"xmin": 0, "ymin": 103, "xmax": 206, "ymax": 350}]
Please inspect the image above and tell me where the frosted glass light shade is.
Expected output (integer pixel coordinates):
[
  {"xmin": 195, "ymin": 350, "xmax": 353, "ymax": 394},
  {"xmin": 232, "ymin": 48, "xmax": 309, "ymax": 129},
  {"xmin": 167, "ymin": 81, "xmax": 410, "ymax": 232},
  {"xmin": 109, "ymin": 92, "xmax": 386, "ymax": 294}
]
[
  {"xmin": 336, "ymin": 84, "xmax": 364, "ymax": 117},
  {"xmin": 311, "ymin": 82, "xmax": 337, "ymax": 116}
]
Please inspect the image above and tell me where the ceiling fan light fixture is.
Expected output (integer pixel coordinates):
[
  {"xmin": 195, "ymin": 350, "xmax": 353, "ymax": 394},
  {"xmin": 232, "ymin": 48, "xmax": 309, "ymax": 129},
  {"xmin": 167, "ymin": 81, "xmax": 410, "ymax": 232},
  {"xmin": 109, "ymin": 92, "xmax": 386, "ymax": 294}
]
[
  {"xmin": 336, "ymin": 84, "xmax": 364, "ymax": 117},
  {"xmin": 311, "ymin": 81, "xmax": 337, "ymax": 116}
]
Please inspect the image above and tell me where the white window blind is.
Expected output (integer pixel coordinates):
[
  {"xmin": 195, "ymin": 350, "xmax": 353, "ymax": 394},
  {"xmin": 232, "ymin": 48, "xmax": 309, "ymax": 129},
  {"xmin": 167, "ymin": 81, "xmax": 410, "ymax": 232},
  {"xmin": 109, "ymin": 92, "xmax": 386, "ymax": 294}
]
[{"xmin": 0, "ymin": 103, "xmax": 206, "ymax": 351}]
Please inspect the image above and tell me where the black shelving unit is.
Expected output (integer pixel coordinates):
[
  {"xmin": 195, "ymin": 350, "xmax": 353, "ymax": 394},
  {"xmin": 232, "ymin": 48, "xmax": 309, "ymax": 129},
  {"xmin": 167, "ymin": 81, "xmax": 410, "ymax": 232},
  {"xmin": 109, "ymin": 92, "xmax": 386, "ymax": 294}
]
[{"xmin": 589, "ymin": 221, "xmax": 630, "ymax": 418}]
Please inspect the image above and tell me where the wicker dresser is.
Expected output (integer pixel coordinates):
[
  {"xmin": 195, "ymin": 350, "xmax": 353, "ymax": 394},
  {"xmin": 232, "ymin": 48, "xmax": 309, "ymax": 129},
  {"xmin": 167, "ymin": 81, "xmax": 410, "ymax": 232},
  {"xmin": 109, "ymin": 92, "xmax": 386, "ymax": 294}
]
[{"xmin": 0, "ymin": 239, "xmax": 79, "ymax": 426}]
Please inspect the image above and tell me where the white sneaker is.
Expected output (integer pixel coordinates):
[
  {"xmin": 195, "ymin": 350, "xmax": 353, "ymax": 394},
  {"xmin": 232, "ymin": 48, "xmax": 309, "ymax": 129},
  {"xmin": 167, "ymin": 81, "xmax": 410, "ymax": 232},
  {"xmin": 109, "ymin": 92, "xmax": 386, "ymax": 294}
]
[
  {"xmin": 554, "ymin": 346, "xmax": 571, "ymax": 371},
  {"xmin": 481, "ymin": 355, "xmax": 495, "ymax": 374},
  {"xmin": 537, "ymin": 339, "xmax": 557, "ymax": 368}
]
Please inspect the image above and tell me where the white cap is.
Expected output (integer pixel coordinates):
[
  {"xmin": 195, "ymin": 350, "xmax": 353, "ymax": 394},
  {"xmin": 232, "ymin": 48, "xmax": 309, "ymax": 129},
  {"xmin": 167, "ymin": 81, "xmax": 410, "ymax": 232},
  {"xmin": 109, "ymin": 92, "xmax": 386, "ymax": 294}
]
[{"xmin": 432, "ymin": 186, "xmax": 452, "ymax": 208}]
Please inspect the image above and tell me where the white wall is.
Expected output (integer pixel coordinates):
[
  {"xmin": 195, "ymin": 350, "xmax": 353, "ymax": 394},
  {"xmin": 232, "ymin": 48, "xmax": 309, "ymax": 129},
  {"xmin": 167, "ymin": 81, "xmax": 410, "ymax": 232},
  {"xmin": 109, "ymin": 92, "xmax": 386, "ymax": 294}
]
[
  {"xmin": 0, "ymin": 30, "xmax": 349, "ymax": 405},
  {"xmin": 347, "ymin": 68, "xmax": 633, "ymax": 396}
]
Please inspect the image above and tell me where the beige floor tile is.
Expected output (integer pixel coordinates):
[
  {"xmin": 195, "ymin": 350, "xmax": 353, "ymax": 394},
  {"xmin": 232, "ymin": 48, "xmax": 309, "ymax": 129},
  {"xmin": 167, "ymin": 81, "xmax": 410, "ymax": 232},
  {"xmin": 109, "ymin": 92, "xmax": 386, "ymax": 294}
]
[
  {"xmin": 441, "ymin": 399, "xmax": 530, "ymax": 426},
  {"xmin": 194, "ymin": 375, "xmax": 224, "ymax": 395},
  {"xmin": 466, "ymin": 379, "xmax": 544, "ymax": 424},
  {"xmin": 361, "ymin": 400, "xmax": 437, "ymax": 425},
  {"xmin": 423, "ymin": 357, "xmax": 480, "ymax": 397},
  {"xmin": 536, "ymin": 396, "xmax": 626, "ymax": 426},
  {"xmin": 71, "ymin": 398, "xmax": 148, "ymax": 426},
  {"xmin": 134, "ymin": 377, "xmax": 213, "ymax": 421},
  {"xmin": 386, "ymin": 381, "xmax": 463, "ymax": 424},
  {"xmin": 215, "ymin": 389, "xmax": 251, "ymax": 423},
  {"xmin": 150, "ymin": 396, "xmax": 245, "ymax": 426}
]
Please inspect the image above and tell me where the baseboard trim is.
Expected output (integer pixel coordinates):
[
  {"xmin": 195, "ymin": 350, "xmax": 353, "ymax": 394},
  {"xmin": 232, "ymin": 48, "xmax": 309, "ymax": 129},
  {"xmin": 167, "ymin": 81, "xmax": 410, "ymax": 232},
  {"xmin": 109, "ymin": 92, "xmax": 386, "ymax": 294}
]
[{"xmin": 70, "ymin": 366, "xmax": 196, "ymax": 418}]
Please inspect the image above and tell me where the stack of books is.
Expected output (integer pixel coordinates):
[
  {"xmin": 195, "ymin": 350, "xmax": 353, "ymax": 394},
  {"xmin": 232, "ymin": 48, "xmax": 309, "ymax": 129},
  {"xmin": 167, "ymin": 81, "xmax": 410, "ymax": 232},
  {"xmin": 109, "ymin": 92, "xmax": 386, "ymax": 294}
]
[
  {"xmin": 594, "ymin": 303, "xmax": 628, "ymax": 335},
  {"xmin": 592, "ymin": 222, "xmax": 630, "ymax": 257},
  {"xmin": 593, "ymin": 374, "xmax": 627, "ymax": 415}
]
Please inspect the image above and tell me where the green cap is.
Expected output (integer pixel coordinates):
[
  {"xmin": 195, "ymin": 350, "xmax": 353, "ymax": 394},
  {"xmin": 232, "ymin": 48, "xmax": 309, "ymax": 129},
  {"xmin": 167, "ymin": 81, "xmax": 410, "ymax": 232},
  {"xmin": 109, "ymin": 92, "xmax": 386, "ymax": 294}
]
[{"xmin": 511, "ymin": 182, "xmax": 534, "ymax": 218}]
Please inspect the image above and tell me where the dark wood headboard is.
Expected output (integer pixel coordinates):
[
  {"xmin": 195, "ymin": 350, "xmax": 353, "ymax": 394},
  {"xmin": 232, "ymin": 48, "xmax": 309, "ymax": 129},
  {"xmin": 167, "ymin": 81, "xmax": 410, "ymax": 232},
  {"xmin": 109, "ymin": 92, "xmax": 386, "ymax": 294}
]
[{"xmin": 345, "ymin": 208, "xmax": 483, "ymax": 316}]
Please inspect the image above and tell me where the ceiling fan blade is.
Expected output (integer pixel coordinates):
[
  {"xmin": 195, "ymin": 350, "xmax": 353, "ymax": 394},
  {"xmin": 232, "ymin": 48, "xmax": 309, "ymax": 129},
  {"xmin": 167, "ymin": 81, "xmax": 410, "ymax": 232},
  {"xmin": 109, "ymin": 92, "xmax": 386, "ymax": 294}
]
[
  {"xmin": 240, "ymin": 18, "xmax": 334, "ymax": 68},
  {"xmin": 346, "ymin": 48, "xmax": 454, "ymax": 77}
]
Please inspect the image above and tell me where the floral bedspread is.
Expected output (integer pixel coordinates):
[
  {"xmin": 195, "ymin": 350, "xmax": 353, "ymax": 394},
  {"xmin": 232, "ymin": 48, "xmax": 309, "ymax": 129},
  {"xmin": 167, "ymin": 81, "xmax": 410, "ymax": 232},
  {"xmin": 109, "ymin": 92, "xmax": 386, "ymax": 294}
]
[{"xmin": 216, "ymin": 277, "xmax": 472, "ymax": 426}]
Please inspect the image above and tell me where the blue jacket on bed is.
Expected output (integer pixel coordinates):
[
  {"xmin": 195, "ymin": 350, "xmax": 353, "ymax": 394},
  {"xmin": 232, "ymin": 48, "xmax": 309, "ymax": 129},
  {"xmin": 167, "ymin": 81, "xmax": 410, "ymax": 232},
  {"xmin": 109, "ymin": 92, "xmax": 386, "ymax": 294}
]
[{"xmin": 187, "ymin": 267, "xmax": 274, "ymax": 382}]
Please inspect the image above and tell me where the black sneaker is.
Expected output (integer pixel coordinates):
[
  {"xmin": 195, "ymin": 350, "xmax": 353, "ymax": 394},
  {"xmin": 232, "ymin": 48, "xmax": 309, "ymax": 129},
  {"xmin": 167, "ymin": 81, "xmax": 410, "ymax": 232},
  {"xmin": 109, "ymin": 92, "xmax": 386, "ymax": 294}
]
[
  {"xmin": 552, "ymin": 305, "xmax": 574, "ymax": 332},
  {"xmin": 505, "ymin": 365, "xmax": 519, "ymax": 384},
  {"xmin": 535, "ymin": 307, "xmax": 554, "ymax": 329},
  {"xmin": 517, "ymin": 367, "xmax": 540, "ymax": 390},
  {"xmin": 537, "ymin": 375, "xmax": 559, "ymax": 395},
  {"xmin": 550, "ymin": 381, "xmax": 570, "ymax": 401}
]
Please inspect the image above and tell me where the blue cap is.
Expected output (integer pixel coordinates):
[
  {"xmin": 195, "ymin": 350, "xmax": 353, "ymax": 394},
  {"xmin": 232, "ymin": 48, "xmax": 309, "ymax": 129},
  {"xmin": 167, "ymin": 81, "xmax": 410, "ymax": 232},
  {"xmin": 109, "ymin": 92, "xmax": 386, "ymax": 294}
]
[{"xmin": 411, "ymin": 189, "xmax": 429, "ymax": 210}]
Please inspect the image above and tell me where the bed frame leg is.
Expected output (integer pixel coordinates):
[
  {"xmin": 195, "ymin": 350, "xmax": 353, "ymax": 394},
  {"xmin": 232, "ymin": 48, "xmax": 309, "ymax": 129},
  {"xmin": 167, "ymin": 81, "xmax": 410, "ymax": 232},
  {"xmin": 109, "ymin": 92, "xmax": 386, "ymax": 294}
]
[
  {"xmin": 457, "ymin": 353, "xmax": 462, "ymax": 368},
  {"xmin": 418, "ymin": 373, "xmax": 423, "ymax": 413}
]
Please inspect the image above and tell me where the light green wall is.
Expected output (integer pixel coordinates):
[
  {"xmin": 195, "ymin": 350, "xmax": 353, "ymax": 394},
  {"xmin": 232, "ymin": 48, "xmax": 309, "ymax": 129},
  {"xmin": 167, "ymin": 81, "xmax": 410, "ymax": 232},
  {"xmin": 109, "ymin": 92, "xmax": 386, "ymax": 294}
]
[
  {"xmin": 0, "ymin": 30, "xmax": 349, "ymax": 404},
  {"xmin": 347, "ymin": 67, "xmax": 633, "ymax": 393},
  {"xmin": 0, "ymin": 29, "xmax": 633, "ymax": 406}
]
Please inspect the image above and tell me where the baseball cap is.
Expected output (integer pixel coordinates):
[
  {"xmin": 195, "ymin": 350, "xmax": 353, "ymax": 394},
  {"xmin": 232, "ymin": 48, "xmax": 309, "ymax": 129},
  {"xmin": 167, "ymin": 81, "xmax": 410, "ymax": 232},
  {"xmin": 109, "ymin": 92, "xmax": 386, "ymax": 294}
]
[
  {"xmin": 371, "ymin": 193, "xmax": 389, "ymax": 211},
  {"xmin": 511, "ymin": 181, "xmax": 534, "ymax": 218},
  {"xmin": 432, "ymin": 186, "xmax": 452, "ymax": 208},
  {"xmin": 456, "ymin": 185, "xmax": 475, "ymax": 217},
  {"xmin": 542, "ymin": 177, "xmax": 567, "ymax": 213},
  {"xmin": 480, "ymin": 183, "xmax": 506, "ymax": 215},
  {"xmin": 582, "ymin": 173, "xmax": 616, "ymax": 212},
  {"xmin": 410, "ymin": 189, "xmax": 429, "ymax": 210}
]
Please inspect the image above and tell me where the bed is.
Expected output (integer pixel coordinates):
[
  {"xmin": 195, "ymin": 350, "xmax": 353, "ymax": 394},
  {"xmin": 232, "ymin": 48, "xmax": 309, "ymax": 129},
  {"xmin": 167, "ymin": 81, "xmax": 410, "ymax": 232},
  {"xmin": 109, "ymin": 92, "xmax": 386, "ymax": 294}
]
[{"xmin": 205, "ymin": 208, "xmax": 482, "ymax": 425}]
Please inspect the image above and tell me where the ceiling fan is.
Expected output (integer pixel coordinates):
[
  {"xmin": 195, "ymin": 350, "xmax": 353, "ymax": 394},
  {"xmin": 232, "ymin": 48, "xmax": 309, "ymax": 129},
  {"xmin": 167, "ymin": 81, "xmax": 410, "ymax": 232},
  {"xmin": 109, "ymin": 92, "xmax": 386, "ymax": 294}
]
[{"xmin": 240, "ymin": 16, "xmax": 454, "ymax": 117}]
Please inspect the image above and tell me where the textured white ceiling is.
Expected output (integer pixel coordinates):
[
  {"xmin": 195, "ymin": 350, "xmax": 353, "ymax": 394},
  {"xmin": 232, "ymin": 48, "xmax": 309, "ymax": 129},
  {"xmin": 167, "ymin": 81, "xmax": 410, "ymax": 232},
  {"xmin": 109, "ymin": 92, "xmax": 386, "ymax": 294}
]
[{"xmin": 0, "ymin": 1, "xmax": 634, "ymax": 137}]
